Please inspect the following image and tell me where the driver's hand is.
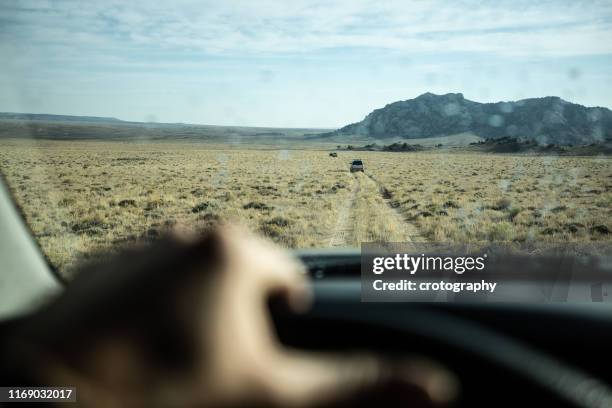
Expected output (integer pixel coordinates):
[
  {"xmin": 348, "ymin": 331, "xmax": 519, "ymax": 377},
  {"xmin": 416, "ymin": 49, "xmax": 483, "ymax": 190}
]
[{"xmin": 14, "ymin": 226, "xmax": 458, "ymax": 407}]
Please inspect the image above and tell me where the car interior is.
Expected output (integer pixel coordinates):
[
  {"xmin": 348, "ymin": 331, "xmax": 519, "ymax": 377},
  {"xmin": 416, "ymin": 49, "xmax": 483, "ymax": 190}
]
[
  {"xmin": 1, "ymin": 2, "xmax": 612, "ymax": 407},
  {"xmin": 2, "ymin": 177, "xmax": 612, "ymax": 407}
]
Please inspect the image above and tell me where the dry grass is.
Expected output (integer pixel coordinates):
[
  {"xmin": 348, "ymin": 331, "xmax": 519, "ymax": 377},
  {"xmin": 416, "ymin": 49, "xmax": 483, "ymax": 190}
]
[
  {"xmin": 0, "ymin": 140, "xmax": 354, "ymax": 276},
  {"xmin": 0, "ymin": 139, "xmax": 610, "ymax": 278},
  {"xmin": 365, "ymin": 152, "xmax": 612, "ymax": 244}
]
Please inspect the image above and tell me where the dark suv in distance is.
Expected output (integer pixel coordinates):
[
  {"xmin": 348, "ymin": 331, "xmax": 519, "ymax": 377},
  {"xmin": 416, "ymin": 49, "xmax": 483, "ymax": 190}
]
[{"xmin": 350, "ymin": 159, "xmax": 364, "ymax": 172}]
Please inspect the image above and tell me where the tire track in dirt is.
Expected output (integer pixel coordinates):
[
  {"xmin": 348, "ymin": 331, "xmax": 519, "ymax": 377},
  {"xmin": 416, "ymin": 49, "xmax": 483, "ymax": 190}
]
[
  {"xmin": 328, "ymin": 174, "xmax": 359, "ymax": 247},
  {"xmin": 365, "ymin": 174, "xmax": 427, "ymax": 243}
]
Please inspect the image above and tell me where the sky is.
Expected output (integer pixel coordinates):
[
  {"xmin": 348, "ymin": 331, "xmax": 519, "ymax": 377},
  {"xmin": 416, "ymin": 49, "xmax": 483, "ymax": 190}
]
[{"xmin": 1, "ymin": 0, "xmax": 612, "ymax": 128}]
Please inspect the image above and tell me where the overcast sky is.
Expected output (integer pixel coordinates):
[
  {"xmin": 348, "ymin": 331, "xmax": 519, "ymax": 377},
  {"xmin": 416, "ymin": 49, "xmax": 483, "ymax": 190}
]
[{"xmin": 1, "ymin": 0, "xmax": 612, "ymax": 128}]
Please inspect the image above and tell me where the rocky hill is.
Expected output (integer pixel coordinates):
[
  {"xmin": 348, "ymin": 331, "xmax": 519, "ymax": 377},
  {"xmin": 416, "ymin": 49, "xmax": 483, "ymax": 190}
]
[{"xmin": 329, "ymin": 93, "xmax": 612, "ymax": 145}]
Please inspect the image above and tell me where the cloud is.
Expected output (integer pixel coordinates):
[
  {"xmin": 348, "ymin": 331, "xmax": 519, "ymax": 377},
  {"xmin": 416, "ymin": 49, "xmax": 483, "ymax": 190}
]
[
  {"xmin": 1, "ymin": 0, "xmax": 612, "ymax": 126},
  {"xmin": 2, "ymin": 0, "xmax": 612, "ymax": 59}
]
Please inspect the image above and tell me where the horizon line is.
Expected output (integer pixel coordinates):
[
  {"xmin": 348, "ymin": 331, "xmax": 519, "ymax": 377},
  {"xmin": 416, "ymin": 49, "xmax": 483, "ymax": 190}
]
[{"xmin": 2, "ymin": 92, "xmax": 610, "ymax": 129}]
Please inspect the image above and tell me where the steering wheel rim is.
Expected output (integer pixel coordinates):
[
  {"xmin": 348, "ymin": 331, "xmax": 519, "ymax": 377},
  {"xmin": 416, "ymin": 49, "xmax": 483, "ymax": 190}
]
[{"xmin": 279, "ymin": 285, "xmax": 612, "ymax": 408}]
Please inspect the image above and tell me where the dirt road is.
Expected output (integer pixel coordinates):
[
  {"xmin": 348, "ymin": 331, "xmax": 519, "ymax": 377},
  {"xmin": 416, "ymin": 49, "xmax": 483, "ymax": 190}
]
[{"xmin": 329, "ymin": 172, "xmax": 425, "ymax": 247}]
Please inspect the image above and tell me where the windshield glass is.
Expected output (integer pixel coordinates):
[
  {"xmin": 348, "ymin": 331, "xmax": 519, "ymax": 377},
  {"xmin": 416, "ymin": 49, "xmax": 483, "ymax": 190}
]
[{"xmin": 1, "ymin": 1, "xmax": 611, "ymax": 279}]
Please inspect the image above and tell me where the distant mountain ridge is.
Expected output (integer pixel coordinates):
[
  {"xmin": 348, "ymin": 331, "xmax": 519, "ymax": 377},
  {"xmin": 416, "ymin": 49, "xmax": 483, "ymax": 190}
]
[
  {"xmin": 0, "ymin": 112, "xmax": 124, "ymax": 123},
  {"xmin": 329, "ymin": 93, "xmax": 612, "ymax": 145},
  {"xmin": 0, "ymin": 112, "xmax": 328, "ymax": 141}
]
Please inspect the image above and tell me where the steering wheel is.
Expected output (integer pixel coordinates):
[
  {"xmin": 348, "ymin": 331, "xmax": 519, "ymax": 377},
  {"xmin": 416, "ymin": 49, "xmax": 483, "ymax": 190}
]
[{"xmin": 272, "ymin": 282, "xmax": 612, "ymax": 408}]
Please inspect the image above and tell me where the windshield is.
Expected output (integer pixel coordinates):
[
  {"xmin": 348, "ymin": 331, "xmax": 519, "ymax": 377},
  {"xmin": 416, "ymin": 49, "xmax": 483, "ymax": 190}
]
[{"xmin": 0, "ymin": 1, "xmax": 611, "ymax": 279}]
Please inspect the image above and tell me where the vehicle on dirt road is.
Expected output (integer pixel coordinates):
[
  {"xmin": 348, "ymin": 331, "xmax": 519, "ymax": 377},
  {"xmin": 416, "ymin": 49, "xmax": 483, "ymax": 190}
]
[{"xmin": 350, "ymin": 159, "xmax": 364, "ymax": 172}]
